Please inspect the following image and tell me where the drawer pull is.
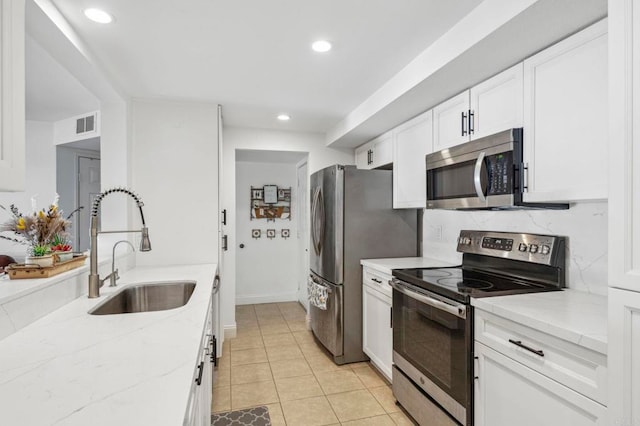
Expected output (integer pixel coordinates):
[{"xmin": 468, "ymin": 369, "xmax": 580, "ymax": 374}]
[
  {"xmin": 508, "ymin": 339, "xmax": 544, "ymax": 357},
  {"xmin": 371, "ymin": 278, "xmax": 382, "ymax": 284}
]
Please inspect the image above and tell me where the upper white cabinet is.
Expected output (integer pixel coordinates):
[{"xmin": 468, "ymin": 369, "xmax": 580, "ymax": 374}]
[
  {"xmin": 355, "ymin": 131, "xmax": 392, "ymax": 170},
  {"xmin": 470, "ymin": 63, "xmax": 523, "ymax": 140},
  {"xmin": 0, "ymin": 0, "xmax": 25, "ymax": 192},
  {"xmin": 392, "ymin": 110, "xmax": 433, "ymax": 208},
  {"xmin": 608, "ymin": 2, "xmax": 640, "ymax": 425},
  {"xmin": 522, "ymin": 19, "xmax": 608, "ymax": 203},
  {"xmin": 433, "ymin": 91, "xmax": 470, "ymax": 151},
  {"xmin": 433, "ymin": 64, "xmax": 524, "ymax": 151}
]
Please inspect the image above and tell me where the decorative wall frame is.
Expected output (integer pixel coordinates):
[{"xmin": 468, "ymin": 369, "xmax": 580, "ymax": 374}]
[
  {"xmin": 250, "ymin": 185, "xmax": 292, "ymax": 221},
  {"xmin": 281, "ymin": 229, "xmax": 290, "ymax": 239},
  {"xmin": 266, "ymin": 229, "xmax": 276, "ymax": 239},
  {"xmin": 252, "ymin": 229, "xmax": 261, "ymax": 239}
]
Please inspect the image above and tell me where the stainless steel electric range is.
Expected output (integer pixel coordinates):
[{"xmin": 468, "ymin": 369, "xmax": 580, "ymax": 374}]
[{"xmin": 390, "ymin": 230, "xmax": 566, "ymax": 426}]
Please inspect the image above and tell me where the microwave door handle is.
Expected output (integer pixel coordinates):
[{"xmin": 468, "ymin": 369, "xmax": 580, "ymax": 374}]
[
  {"xmin": 474, "ymin": 151, "xmax": 487, "ymax": 203},
  {"xmin": 390, "ymin": 279, "xmax": 466, "ymax": 319}
]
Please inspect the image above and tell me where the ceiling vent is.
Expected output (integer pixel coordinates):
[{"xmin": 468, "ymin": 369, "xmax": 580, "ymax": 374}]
[{"xmin": 76, "ymin": 114, "xmax": 96, "ymax": 135}]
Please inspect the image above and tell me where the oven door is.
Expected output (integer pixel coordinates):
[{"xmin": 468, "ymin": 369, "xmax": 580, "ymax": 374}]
[{"xmin": 391, "ymin": 279, "xmax": 471, "ymax": 426}]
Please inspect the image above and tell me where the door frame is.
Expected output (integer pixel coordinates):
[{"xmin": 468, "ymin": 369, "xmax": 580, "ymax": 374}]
[
  {"xmin": 296, "ymin": 158, "xmax": 310, "ymax": 312},
  {"xmin": 76, "ymin": 153, "xmax": 101, "ymax": 251}
]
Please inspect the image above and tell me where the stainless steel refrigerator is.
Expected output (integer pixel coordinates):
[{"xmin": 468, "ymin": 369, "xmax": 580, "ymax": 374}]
[{"xmin": 308, "ymin": 165, "xmax": 418, "ymax": 364}]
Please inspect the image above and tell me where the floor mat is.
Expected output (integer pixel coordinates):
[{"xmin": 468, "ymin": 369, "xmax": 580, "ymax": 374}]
[{"xmin": 211, "ymin": 406, "xmax": 271, "ymax": 426}]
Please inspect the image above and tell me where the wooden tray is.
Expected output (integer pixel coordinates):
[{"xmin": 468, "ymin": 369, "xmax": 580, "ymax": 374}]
[{"xmin": 5, "ymin": 255, "xmax": 88, "ymax": 280}]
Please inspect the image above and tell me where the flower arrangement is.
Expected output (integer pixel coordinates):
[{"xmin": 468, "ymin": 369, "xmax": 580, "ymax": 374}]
[{"xmin": 0, "ymin": 195, "xmax": 74, "ymax": 258}]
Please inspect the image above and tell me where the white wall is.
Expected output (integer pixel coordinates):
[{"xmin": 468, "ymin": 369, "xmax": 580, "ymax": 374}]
[
  {"xmin": 0, "ymin": 121, "xmax": 56, "ymax": 261},
  {"xmin": 131, "ymin": 99, "xmax": 219, "ymax": 266},
  {"xmin": 221, "ymin": 126, "xmax": 354, "ymax": 336},
  {"xmin": 422, "ymin": 201, "xmax": 608, "ymax": 295},
  {"xmin": 235, "ymin": 161, "xmax": 298, "ymax": 304}
]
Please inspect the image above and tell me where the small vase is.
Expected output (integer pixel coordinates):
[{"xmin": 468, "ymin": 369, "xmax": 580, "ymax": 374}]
[{"xmin": 25, "ymin": 255, "xmax": 54, "ymax": 268}]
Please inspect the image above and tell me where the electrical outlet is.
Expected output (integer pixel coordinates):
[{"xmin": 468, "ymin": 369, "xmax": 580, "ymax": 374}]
[{"xmin": 434, "ymin": 225, "xmax": 443, "ymax": 241}]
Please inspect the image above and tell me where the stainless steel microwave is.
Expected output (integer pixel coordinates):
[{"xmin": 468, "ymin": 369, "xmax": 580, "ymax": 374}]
[{"xmin": 425, "ymin": 129, "xmax": 568, "ymax": 210}]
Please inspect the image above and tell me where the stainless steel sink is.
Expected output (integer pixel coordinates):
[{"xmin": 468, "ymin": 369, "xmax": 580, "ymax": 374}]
[{"xmin": 89, "ymin": 281, "xmax": 196, "ymax": 315}]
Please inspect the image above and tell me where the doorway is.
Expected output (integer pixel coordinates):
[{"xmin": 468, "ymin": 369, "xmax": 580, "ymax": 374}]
[
  {"xmin": 234, "ymin": 149, "xmax": 308, "ymax": 305},
  {"xmin": 296, "ymin": 159, "xmax": 309, "ymax": 311}
]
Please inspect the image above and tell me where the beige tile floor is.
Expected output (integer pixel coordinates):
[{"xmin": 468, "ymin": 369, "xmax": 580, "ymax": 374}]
[{"xmin": 212, "ymin": 302, "xmax": 417, "ymax": 426}]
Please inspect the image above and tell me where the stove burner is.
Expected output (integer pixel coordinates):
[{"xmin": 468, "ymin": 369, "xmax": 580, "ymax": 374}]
[
  {"xmin": 437, "ymin": 277, "xmax": 494, "ymax": 291},
  {"xmin": 420, "ymin": 269, "xmax": 455, "ymax": 278}
]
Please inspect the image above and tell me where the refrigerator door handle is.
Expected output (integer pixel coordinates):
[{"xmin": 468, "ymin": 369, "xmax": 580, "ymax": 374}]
[{"xmin": 311, "ymin": 187, "xmax": 324, "ymax": 256}]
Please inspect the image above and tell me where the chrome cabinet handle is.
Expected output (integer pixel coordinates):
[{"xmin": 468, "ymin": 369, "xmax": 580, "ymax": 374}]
[
  {"xmin": 195, "ymin": 361, "xmax": 204, "ymax": 385},
  {"xmin": 461, "ymin": 111, "xmax": 468, "ymax": 136},
  {"xmin": 473, "ymin": 151, "xmax": 487, "ymax": 203},
  {"xmin": 390, "ymin": 279, "xmax": 466, "ymax": 319},
  {"xmin": 508, "ymin": 339, "xmax": 544, "ymax": 357},
  {"xmin": 469, "ymin": 110, "xmax": 475, "ymax": 134}
]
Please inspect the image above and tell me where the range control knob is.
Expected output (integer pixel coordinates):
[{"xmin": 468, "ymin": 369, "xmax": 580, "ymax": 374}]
[
  {"xmin": 518, "ymin": 243, "xmax": 528, "ymax": 252},
  {"xmin": 529, "ymin": 244, "xmax": 539, "ymax": 253},
  {"xmin": 541, "ymin": 245, "xmax": 551, "ymax": 255}
]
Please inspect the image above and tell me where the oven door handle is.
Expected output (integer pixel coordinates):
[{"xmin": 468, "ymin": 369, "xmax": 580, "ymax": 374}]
[
  {"xmin": 473, "ymin": 151, "xmax": 487, "ymax": 203},
  {"xmin": 390, "ymin": 279, "xmax": 467, "ymax": 319}
]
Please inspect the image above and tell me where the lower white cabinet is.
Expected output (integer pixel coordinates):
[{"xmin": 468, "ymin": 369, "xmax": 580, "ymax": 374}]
[
  {"xmin": 362, "ymin": 267, "xmax": 393, "ymax": 381},
  {"xmin": 184, "ymin": 300, "xmax": 213, "ymax": 426},
  {"xmin": 474, "ymin": 308, "xmax": 607, "ymax": 426},
  {"xmin": 474, "ymin": 342, "xmax": 607, "ymax": 426}
]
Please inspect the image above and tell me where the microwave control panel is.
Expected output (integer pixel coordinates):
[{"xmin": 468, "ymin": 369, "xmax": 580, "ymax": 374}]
[
  {"xmin": 486, "ymin": 152, "xmax": 513, "ymax": 196},
  {"xmin": 456, "ymin": 230, "xmax": 566, "ymax": 267}
]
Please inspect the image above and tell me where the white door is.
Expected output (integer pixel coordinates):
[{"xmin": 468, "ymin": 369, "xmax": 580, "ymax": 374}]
[
  {"xmin": 474, "ymin": 342, "xmax": 606, "ymax": 426},
  {"xmin": 470, "ymin": 63, "xmax": 523, "ymax": 140},
  {"xmin": 522, "ymin": 19, "xmax": 608, "ymax": 202},
  {"xmin": 433, "ymin": 91, "xmax": 470, "ymax": 151},
  {"xmin": 77, "ymin": 156, "xmax": 101, "ymax": 252},
  {"xmin": 362, "ymin": 284, "xmax": 392, "ymax": 381},
  {"xmin": 296, "ymin": 159, "xmax": 309, "ymax": 311},
  {"xmin": 393, "ymin": 110, "xmax": 433, "ymax": 209}
]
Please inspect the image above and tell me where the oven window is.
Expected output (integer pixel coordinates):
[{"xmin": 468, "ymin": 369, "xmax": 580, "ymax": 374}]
[{"xmin": 393, "ymin": 290, "xmax": 470, "ymax": 407}]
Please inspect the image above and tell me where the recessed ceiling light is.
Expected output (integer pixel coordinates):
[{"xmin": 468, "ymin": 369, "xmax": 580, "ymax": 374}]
[
  {"xmin": 84, "ymin": 8, "xmax": 113, "ymax": 24},
  {"xmin": 312, "ymin": 40, "xmax": 332, "ymax": 53},
  {"xmin": 277, "ymin": 114, "xmax": 291, "ymax": 121}
]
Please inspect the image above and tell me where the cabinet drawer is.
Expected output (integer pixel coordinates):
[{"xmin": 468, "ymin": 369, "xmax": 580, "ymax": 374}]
[
  {"xmin": 474, "ymin": 309, "xmax": 607, "ymax": 405},
  {"xmin": 363, "ymin": 267, "xmax": 392, "ymax": 298}
]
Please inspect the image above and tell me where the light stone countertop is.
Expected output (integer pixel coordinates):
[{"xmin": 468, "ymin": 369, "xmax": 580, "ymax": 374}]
[
  {"xmin": 360, "ymin": 256, "xmax": 457, "ymax": 275},
  {"xmin": 0, "ymin": 263, "xmax": 217, "ymax": 426},
  {"xmin": 471, "ymin": 289, "xmax": 607, "ymax": 355}
]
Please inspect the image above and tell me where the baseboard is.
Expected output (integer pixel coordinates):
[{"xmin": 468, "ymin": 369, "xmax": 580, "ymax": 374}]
[
  {"xmin": 236, "ymin": 292, "xmax": 298, "ymax": 305},
  {"xmin": 224, "ymin": 324, "xmax": 237, "ymax": 339}
]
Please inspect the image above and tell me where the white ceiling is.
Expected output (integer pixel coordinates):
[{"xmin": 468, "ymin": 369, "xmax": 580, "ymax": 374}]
[{"xmin": 47, "ymin": 0, "xmax": 483, "ymax": 133}]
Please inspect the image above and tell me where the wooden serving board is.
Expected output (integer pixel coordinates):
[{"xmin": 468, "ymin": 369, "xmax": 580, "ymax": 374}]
[{"xmin": 6, "ymin": 255, "xmax": 88, "ymax": 280}]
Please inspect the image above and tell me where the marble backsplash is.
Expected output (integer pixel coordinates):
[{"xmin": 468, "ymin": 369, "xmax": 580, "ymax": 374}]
[{"xmin": 422, "ymin": 201, "xmax": 608, "ymax": 296}]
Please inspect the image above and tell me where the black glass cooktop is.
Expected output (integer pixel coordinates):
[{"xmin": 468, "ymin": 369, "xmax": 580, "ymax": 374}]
[{"xmin": 392, "ymin": 266, "xmax": 560, "ymax": 304}]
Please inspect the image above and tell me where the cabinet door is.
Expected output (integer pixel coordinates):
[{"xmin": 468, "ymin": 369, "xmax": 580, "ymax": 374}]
[
  {"xmin": 608, "ymin": 288, "xmax": 640, "ymax": 426},
  {"xmin": 475, "ymin": 342, "xmax": 607, "ymax": 426},
  {"xmin": 470, "ymin": 63, "xmax": 523, "ymax": 140},
  {"xmin": 370, "ymin": 132, "xmax": 393, "ymax": 169},
  {"xmin": 609, "ymin": 0, "xmax": 640, "ymax": 292},
  {"xmin": 522, "ymin": 19, "xmax": 608, "ymax": 202},
  {"xmin": 0, "ymin": 0, "xmax": 25, "ymax": 191},
  {"xmin": 433, "ymin": 91, "xmax": 470, "ymax": 151},
  {"xmin": 362, "ymin": 283, "xmax": 392, "ymax": 382},
  {"xmin": 355, "ymin": 143, "xmax": 372, "ymax": 169},
  {"xmin": 393, "ymin": 110, "xmax": 433, "ymax": 208}
]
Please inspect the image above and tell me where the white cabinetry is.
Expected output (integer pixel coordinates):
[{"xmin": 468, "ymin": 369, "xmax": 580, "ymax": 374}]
[
  {"xmin": 474, "ymin": 309, "xmax": 607, "ymax": 426},
  {"xmin": 433, "ymin": 64, "xmax": 524, "ymax": 151},
  {"xmin": 392, "ymin": 110, "xmax": 433, "ymax": 208},
  {"xmin": 362, "ymin": 267, "xmax": 393, "ymax": 382},
  {"xmin": 355, "ymin": 132, "xmax": 392, "ymax": 170},
  {"xmin": 522, "ymin": 19, "xmax": 608, "ymax": 203},
  {"xmin": 609, "ymin": 3, "xmax": 640, "ymax": 424},
  {"xmin": 184, "ymin": 300, "xmax": 213, "ymax": 426},
  {"xmin": 0, "ymin": 0, "xmax": 25, "ymax": 191}
]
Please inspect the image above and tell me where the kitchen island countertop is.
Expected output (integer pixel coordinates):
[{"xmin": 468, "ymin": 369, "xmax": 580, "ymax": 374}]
[{"xmin": 0, "ymin": 263, "xmax": 216, "ymax": 426}]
